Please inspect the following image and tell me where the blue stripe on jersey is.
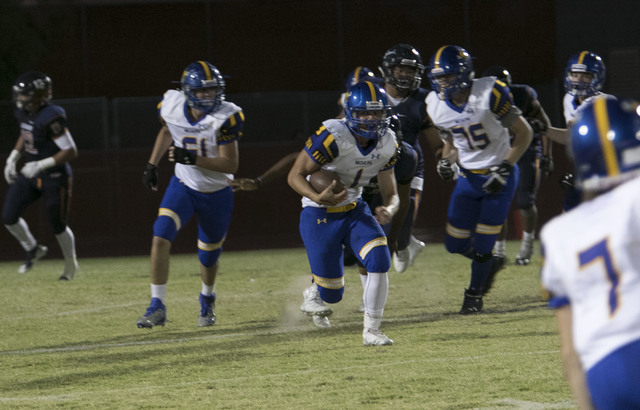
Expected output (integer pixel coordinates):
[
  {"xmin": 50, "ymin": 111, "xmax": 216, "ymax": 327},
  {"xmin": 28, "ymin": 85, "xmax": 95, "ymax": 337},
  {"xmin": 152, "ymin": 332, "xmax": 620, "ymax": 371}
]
[
  {"xmin": 490, "ymin": 80, "xmax": 514, "ymax": 119},
  {"xmin": 219, "ymin": 111, "xmax": 245, "ymax": 144},
  {"xmin": 304, "ymin": 126, "xmax": 339, "ymax": 165}
]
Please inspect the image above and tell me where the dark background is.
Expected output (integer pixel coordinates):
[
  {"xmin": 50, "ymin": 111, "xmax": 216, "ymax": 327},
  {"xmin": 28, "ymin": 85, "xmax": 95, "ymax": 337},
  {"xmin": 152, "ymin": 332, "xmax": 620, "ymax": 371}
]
[{"xmin": 1, "ymin": 0, "xmax": 639, "ymax": 261}]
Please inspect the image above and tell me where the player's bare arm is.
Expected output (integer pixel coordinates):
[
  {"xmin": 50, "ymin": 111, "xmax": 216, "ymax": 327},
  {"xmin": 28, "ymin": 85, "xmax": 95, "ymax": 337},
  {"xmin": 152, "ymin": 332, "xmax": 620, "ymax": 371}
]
[
  {"xmin": 505, "ymin": 116, "xmax": 533, "ymax": 165},
  {"xmin": 375, "ymin": 167, "xmax": 399, "ymax": 226},
  {"xmin": 287, "ymin": 150, "xmax": 346, "ymax": 206},
  {"xmin": 148, "ymin": 125, "xmax": 173, "ymax": 166},
  {"xmin": 229, "ymin": 151, "xmax": 297, "ymax": 191},
  {"xmin": 186, "ymin": 140, "xmax": 239, "ymax": 174}
]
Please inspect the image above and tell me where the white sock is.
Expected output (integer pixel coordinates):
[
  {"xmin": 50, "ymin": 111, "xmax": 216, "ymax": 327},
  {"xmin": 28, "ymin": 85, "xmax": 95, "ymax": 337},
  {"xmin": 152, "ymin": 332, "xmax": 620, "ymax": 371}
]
[
  {"xmin": 359, "ymin": 273, "xmax": 367, "ymax": 290},
  {"xmin": 55, "ymin": 227, "xmax": 77, "ymax": 266},
  {"xmin": 5, "ymin": 218, "xmax": 36, "ymax": 251},
  {"xmin": 151, "ymin": 284, "xmax": 167, "ymax": 302},
  {"xmin": 523, "ymin": 231, "xmax": 535, "ymax": 242},
  {"xmin": 363, "ymin": 271, "xmax": 388, "ymax": 319},
  {"xmin": 201, "ymin": 283, "xmax": 214, "ymax": 296},
  {"xmin": 493, "ymin": 239, "xmax": 506, "ymax": 256}
]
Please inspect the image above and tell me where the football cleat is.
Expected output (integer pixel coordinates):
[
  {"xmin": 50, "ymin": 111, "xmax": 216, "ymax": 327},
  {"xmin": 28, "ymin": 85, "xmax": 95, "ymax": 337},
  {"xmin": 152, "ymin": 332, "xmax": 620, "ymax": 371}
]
[
  {"xmin": 198, "ymin": 293, "xmax": 216, "ymax": 327},
  {"xmin": 393, "ymin": 248, "xmax": 410, "ymax": 273},
  {"xmin": 408, "ymin": 235, "xmax": 426, "ymax": 267},
  {"xmin": 460, "ymin": 289, "xmax": 483, "ymax": 315},
  {"xmin": 300, "ymin": 285, "xmax": 333, "ymax": 317},
  {"xmin": 312, "ymin": 315, "xmax": 331, "ymax": 328},
  {"xmin": 137, "ymin": 298, "xmax": 166, "ymax": 328},
  {"xmin": 363, "ymin": 328, "xmax": 394, "ymax": 346},
  {"xmin": 515, "ymin": 238, "xmax": 534, "ymax": 266},
  {"xmin": 18, "ymin": 244, "xmax": 48, "ymax": 274},
  {"xmin": 59, "ymin": 261, "xmax": 79, "ymax": 281},
  {"xmin": 482, "ymin": 254, "xmax": 507, "ymax": 296}
]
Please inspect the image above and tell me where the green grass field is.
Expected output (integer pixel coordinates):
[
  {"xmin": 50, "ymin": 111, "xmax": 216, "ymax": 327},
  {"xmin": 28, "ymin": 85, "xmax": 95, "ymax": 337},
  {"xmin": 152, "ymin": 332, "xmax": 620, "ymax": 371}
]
[{"xmin": 0, "ymin": 241, "xmax": 576, "ymax": 409}]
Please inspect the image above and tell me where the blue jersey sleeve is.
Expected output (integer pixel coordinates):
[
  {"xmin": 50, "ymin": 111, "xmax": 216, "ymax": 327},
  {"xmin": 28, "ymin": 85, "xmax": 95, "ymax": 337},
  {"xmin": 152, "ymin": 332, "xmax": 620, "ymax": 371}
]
[
  {"xmin": 303, "ymin": 125, "xmax": 339, "ymax": 165},
  {"xmin": 218, "ymin": 110, "xmax": 245, "ymax": 145},
  {"xmin": 489, "ymin": 80, "xmax": 515, "ymax": 120}
]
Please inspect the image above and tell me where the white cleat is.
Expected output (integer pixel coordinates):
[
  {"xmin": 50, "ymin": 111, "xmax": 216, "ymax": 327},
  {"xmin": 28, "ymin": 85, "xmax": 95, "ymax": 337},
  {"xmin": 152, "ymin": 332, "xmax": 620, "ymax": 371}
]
[
  {"xmin": 408, "ymin": 235, "xmax": 426, "ymax": 267},
  {"xmin": 300, "ymin": 285, "xmax": 333, "ymax": 316},
  {"xmin": 393, "ymin": 248, "xmax": 410, "ymax": 273},
  {"xmin": 363, "ymin": 328, "xmax": 394, "ymax": 346},
  {"xmin": 515, "ymin": 239, "xmax": 534, "ymax": 266}
]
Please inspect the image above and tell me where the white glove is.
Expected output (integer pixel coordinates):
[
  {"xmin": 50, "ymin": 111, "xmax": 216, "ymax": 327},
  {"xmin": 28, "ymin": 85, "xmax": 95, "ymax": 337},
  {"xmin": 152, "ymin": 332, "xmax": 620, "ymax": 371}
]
[
  {"xmin": 4, "ymin": 150, "xmax": 20, "ymax": 184},
  {"xmin": 21, "ymin": 157, "xmax": 56, "ymax": 179}
]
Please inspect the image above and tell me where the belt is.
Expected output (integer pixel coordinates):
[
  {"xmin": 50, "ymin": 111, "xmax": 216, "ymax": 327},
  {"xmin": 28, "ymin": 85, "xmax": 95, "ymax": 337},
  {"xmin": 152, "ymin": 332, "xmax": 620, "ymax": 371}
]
[
  {"xmin": 327, "ymin": 202, "xmax": 357, "ymax": 213},
  {"xmin": 466, "ymin": 168, "xmax": 490, "ymax": 175}
]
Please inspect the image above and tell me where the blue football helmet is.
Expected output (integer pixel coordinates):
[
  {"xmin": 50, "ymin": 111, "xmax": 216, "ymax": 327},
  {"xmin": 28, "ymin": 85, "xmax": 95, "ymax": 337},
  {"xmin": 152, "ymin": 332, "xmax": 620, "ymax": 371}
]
[
  {"xmin": 428, "ymin": 45, "xmax": 475, "ymax": 100},
  {"xmin": 564, "ymin": 51, "xmax": 606, "ymax": 97},
  {"xmin": 345, "ymin": 66, "xmax": 375, "ymax": 91},
  {"xmin": 180, "ymin": 61, "xmax": 226, "ymax": 114},
  {"xmin": 570, "ymin": 96, "xmax": 640, "ymax": 192},
  {"xmin": 344, "ymin": 81, "xmax": 392, "ymax": 140},
  {"xmin": 379, "ymin": 44, "xmax": 425, "ymax": 93}
]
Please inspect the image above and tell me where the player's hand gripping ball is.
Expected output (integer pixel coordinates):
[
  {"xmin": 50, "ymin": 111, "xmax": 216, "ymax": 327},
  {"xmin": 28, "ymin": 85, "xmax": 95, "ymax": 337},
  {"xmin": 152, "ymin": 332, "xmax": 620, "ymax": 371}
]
[{"xmin": 309, "ymin": 169, "xmax": 345, "ymax": 193}]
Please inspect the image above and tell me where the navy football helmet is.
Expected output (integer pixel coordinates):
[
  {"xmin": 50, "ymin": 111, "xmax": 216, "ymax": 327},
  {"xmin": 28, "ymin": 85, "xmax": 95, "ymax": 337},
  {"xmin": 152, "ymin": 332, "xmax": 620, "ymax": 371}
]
[
  {"xmin": 13, "ymin": 71, "xmax": 52, "ymax": 114},
  {"xmin": 481, "ymin": 65, "xmax": 512, "ymax": 87},
  {"xmin": 180, "ymin": 61, "xmax": 226, "ymax": 114},
  {"xmin": 379, "ymin": 44, "xmax": 424, "ymax": 93},
  {"xmin": 344, "ymin": 81, "xmax": 392, "ymax": 140},
  {"xmin": 570, "ymin": 96, "xmax": 640, "ymax": 192},
  {"xmin": 428, "ymin": 45, "xmax": 475, "ymax": 100},
  {"xmin": 345, "ymin": 66, "xmax": 375, "ymax": 91},
  {"xmin": 564, "ymin": 51, "xmax": 606, "ymax": 97}
]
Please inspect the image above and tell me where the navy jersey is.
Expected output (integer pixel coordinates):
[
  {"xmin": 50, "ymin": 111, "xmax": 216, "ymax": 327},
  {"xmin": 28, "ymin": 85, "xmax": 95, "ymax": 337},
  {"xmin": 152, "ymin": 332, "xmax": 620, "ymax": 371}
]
[
  {"xmin": 14, "ymin": 104, "xmax": 69, "ymax": 175},
  {"xmin": 510, "ymin": 83, "xmax": 542, "ymax": 153}
]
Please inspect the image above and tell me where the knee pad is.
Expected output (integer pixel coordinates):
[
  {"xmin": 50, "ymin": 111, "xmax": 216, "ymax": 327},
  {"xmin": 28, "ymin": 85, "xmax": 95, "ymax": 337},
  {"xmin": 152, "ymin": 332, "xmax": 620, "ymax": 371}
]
[
  {"xmin": 318, "ymin": 285, "xmax": 344, "ymax": 304},
  {"xmin": 445, "ymin": 236, "xmax": 471, "ymax": 255},
  {"xmin": 362, "ymin": 243, "xmax": 391, "ymax": 273},
  {"xmin": 153, "ymin": 213, "xmax": 180, "ymax": 242},
  {"xmin": 198, "ymin": 248, "xmax": 221, "ymax": 268}
]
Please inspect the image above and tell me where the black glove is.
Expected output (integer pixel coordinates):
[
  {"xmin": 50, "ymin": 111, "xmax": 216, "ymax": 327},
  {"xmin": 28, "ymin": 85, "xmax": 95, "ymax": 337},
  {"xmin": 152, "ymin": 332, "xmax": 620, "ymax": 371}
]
[
  {"xmin": 171, "ymin": 146, "xmax": 197, "ymax": 165},
  {"xmin": 527, "ymin": 118, "xmax": 548, "ymax": 134},
  {"xmin": 142, "ymin": 163, "xmax": 158, "ymax": 190},
  {"xmin": 437, "ymin": 158, "xmax": 455, "ymax": 181},
  {"xmin": 540, "ymin": 155, "xmax": 554, "ymax": 179},
  {"xmin": 560, "ymin": 172, "xmax": 575, "ymax": 191},
  {"xmin": 482, "ymin": 160, "xmax": 512, "ymax": 194}
]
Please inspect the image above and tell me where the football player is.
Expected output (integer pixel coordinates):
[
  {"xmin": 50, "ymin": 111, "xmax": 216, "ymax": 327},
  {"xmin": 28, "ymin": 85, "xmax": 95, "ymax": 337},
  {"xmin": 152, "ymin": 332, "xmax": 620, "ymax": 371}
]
[
  {"xmin": 288, "ymin": 81, "xmax": 399, "ymax": 345},
  {"xmin": 2, "ymin": 71, "xmax": 79, "ymax": 280},
  {"xmin": 482, "ymin": 66, "xmax": 552, "ymax": 266},
  {"xmin": 377, "ymin": 43, "xmax": 443, "ymax": 273},
  {"xmin": 426, "ymin": 45, "xmax": 532, "ymax": 314},
  {"xmin": 137, "ymin": 61, "xmax": 244, "ymax": 329},
  {"xmin": 541, "ymin": 96, "xmax": 640, "ymax": 409}
]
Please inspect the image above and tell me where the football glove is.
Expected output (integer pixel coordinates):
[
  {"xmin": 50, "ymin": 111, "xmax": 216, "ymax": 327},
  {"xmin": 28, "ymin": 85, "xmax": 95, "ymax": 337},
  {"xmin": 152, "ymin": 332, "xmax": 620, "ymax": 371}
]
[
  {"xmin": 482, "ymin": 160, "xmax": 512, "ymax": 194},
  {"xmin": 437, "ymin": 158, "xmax": 455, "ymax": 181},
  {"xmin": 527, "ymin": 118, "xmax": 548, "ymax": 134},
  {"xmin": 171, "ymin": 146, "xmax": 196, "ymax": 165},
  {"xmin": 4, "ymin": 149, "xmax": 20, "ymax": 184},
  {"xmin": 20, "ymin": 157, "xmax": 56, "ymax": 179},
  {"xmin": 142, "ymin": 163, "xmax": 158, "ymax": 190},
  {"xmin": 560, "ymin": 172, "xmax": 575, "ymax": 191},
  {"xmin": 541, "ymin": 155, "xmax": 554, "ymax": 179}
]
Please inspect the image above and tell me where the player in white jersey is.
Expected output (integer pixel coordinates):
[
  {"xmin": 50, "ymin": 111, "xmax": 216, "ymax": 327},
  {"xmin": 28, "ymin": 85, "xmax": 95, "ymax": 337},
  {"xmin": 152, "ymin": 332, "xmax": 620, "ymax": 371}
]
[
  {"xmin": 426, "ymin": 45, "xmax": 532, "ymax": 314},
  {"xmin": 288, "ymin": 81, "xmax": 399, "ymax": 345},
  {"xmin": 137, "ymin": 61, "xmax": 244, "ymax": 329},
  {"xmin": 541, "ymin": 96, "xmax": 640, "ymax": 409}
]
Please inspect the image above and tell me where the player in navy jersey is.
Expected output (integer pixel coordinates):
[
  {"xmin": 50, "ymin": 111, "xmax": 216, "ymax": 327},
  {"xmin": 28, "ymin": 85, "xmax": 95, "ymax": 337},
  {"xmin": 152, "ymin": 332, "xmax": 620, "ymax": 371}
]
[
  {"xmin": 541, "ymin": 96, "xmax": 640, "ymax": 409},
  {"xmin": 136, "ymin": 61, "xmax": 244, "ymax": 329},
  {"xmin": 377, "ymin": 44, "xmax": 443, "ymax": 273},
  {"xmin": 2, "ymin": 71, "xmax": 79, "ymax": 280},
  {"xmin": 288, "ymin": 81, "xmax": 399, "ymax": 345},
  {"xmin": 427, "ymin": 46, "xmax": 532, "ymax": 314},
  {"xmin": 482, "ymin": 66, "xmax": 552, "ymax": 267}
]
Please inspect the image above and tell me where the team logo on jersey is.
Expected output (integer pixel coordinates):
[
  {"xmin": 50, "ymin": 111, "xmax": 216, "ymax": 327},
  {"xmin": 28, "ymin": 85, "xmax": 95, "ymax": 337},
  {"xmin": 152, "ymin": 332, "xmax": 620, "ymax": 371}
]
[{"xmin": 317, "ymin": 218, "xmax": 327, "ymax": 224}]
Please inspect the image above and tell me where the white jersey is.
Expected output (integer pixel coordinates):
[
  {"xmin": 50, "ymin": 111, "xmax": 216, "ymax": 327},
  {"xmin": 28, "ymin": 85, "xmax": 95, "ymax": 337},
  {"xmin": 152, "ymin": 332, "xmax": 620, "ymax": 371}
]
[
  {"xmin": 562, "ymin": 92, "xmax": 613, "ymax": 125},
  {"xmin": 159, "ymin": 90, "xmax": 243, "ymax": 193},
  {"xmin": 541, "ymin": 176, "xmax": 640, "ymax": 371},
  {"xmin": 426, "ymin": 77, "xmax": 511, "ymax": 170},
  {"xmin": 301, "ymin": 118, "xmax": 398, "ymax": 208}
]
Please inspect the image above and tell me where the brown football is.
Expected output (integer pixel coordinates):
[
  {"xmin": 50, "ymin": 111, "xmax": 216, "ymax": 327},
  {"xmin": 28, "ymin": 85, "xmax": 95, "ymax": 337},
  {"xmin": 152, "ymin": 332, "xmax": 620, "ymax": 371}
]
[{"xmin": 309, "ymin": 169, "xmax": 345, "ymax": 194}]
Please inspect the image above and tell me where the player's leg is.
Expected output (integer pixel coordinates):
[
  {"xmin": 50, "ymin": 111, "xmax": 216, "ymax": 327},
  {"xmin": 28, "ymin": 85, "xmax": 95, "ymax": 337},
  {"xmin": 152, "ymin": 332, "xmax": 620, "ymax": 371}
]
[
  {"xmin": 514, "ymin": 151, "xmax": 541, "ymax": 265},
  {"xmin": 2, "ymin": 176, "xmax": 46, "ymax": 273},
  {"xmin": 194, "ymin": 186, "xmax": 234, "ymax": 327},
  {"xmin": 42, "ymin": 171, "xmax": 78, "ymax": 280},
  {"xmin": 348, "ymin": 203, "xmax": 393, "ymax": 345},
  {"xmin": 137, "ymin": 176, "xmax": 195, "ymax": 328}
]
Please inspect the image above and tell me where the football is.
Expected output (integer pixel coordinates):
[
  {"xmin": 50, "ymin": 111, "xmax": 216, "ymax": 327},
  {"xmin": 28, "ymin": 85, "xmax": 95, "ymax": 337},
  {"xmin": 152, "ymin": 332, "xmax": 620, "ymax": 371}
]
[{"xmin": 309, "ymin": 169, "xmax": 345, "ymax": 194}]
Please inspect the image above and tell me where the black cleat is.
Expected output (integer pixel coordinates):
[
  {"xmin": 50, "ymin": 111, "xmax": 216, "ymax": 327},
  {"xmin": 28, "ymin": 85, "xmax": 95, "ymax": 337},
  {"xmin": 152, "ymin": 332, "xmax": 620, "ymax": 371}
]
[{"xmin": 460, "ymin": 289, "xmax": 483, "ymax": 315}]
